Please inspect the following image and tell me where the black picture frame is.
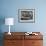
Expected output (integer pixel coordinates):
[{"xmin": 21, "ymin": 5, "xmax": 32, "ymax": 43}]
[{"xmin": 18, "ymin": 9, "xmax": 35, "ymax": 23}]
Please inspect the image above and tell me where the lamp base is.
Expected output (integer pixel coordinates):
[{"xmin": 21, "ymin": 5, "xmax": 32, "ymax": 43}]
[{"xmin": 8, "ymin": 32, "xmax": 11, "ymax": 35}]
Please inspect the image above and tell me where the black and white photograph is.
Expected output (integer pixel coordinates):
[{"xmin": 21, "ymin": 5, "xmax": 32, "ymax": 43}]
[{"xmin": 18, "ymin": 9, "xmax": 35, "ymax": 23}]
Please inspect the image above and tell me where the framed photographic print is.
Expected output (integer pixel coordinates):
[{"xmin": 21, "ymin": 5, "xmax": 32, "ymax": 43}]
[{"xmin": 18, "ymin": 9, "xmax": 35, "ymax": 23}]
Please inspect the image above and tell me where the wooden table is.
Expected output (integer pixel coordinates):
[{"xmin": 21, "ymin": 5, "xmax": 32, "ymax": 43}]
[{"xmin": 4, "ymin": 32, "xmax": 43, "ymax": 46}]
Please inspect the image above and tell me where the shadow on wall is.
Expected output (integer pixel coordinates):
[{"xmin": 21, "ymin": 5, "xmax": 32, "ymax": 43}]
[{"xmin": 0, "ymin": 16, "xmax": 5, "ymax": 46}]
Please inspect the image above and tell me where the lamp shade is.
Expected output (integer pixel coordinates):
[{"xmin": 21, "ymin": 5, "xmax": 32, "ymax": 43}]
[{"xmin": 5, "ymin": 18, "xmax": 14, "ymax": 25}]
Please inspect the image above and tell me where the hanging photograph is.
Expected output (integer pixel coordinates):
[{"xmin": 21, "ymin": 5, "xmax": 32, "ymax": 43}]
[{"xmin": 18, "ymin": 9, "xmax": 35, "ymax": 23}]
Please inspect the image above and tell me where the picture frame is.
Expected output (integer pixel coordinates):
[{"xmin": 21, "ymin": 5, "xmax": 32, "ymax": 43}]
[{"xmin": 18, "ymin": 9, "xmax": 35, "ymax": 23}]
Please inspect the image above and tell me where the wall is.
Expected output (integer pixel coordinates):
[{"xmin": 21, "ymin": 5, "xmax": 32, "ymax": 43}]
[
  {"xmin": 0, "ymin": 0, "xmax": 46, "ymax": 46},
  {"xmin": 0, "ymin": 0, "xmax": 46, "ymax": 33}
]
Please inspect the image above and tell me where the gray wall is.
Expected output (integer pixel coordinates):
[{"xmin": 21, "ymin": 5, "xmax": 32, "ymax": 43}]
[{"xmin": 0, "ymin": 0, "xmax": 46, "ymax": 32}]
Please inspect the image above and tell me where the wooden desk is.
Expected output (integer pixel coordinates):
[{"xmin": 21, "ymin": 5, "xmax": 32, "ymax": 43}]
[{"xmin": 4, "ymin": 32, "xmax": 43, "ymax": 46}]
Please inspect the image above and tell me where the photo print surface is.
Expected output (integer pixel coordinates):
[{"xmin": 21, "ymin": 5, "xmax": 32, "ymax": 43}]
[{"xmin": 18, "ymin": 9, "xmax": 35, "ymax": 23}]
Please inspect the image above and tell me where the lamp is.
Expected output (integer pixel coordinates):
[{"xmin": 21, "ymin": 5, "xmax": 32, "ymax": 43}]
[{"xmin": 5, "ymin": 18, "xmax": 14, "ymax": 35}]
